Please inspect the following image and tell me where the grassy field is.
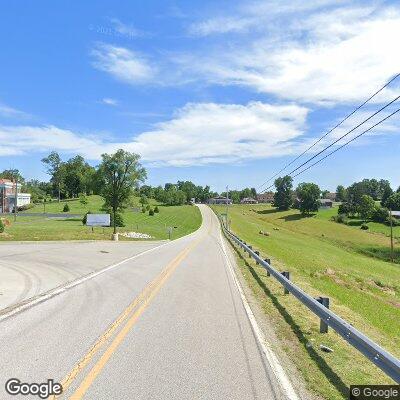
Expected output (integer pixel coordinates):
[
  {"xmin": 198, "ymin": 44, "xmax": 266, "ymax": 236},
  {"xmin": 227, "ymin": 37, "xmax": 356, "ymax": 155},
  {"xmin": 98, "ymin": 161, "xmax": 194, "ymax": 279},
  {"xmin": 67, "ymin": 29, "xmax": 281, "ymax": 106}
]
[
  {"xmin": 213, "ymin": 203, "xmax": 399, "ymax": 399},
  {"xmin": 0, "ymin": 195, "xmax": 202, "ymax": 241}
]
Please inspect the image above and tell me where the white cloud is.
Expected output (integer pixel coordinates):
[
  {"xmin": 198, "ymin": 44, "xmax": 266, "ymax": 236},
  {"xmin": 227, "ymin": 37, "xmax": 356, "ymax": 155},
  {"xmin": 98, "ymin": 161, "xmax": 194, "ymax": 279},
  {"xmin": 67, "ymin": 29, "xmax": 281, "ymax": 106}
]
[
  {"xmin": 91, "ymin": 43, "xmax": 156, "ymax": 84},
  {"xmin": 183, "ymin": 2, "xmax": 400, "ymax": 105},
  {"xmin": 0, "ymin": 102, "xmax": 309, "ymax": 166},
  {"xmin": 0, "ymin": 103, "xmax": 30, "ymax": 118},
  {"xmin": 101, "ymin": 97, "xmax": 118, "ymax": 106},
  {"xmin": 109, "ymin": 18, "xmax": 146, "ymax": 38}
]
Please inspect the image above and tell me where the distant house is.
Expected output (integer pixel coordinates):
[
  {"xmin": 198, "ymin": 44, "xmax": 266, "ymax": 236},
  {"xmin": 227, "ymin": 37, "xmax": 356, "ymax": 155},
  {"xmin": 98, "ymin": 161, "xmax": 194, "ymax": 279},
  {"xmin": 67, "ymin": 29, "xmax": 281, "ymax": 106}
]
[
  {"xmin": 325, "ymin": 192, "xmax": 337, "ymax": 201},
  {"xmin": 208, "ymin": 196, "xmax": 233, "ymax": 205},
  {"xmin": 257, "ymin": 192, "xmax": 275, "ymax": 203},
  {"xmin": 319, "ymin": 199, "xmax": 333, "ymax": 208},
  {"xmin": 0, "ymin": 179, "xmax": 31, "ymax": 213},
  {"xmin": 391, "ymin": 211, "xmax": 400, "ymax": 219},
  {"xmin": 240, "ymin": 197, "xmax": 258, "ymax": 204}
]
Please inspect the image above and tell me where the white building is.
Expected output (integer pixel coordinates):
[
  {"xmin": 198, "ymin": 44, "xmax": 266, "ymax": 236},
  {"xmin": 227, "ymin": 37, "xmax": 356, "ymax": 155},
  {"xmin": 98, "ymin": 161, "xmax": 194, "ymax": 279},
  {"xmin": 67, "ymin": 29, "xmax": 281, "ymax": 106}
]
[{"xmin": 0, "ymin": 179, "xmax": 31, "ymax": 213}]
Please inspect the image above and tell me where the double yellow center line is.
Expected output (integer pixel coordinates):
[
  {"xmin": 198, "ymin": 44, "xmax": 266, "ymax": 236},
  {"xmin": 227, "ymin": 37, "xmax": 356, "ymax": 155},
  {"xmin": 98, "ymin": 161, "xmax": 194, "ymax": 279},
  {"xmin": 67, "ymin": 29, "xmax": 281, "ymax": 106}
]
[{"xmin": 53, "ymin": 236, "xmax": 202, "ymax": 399}]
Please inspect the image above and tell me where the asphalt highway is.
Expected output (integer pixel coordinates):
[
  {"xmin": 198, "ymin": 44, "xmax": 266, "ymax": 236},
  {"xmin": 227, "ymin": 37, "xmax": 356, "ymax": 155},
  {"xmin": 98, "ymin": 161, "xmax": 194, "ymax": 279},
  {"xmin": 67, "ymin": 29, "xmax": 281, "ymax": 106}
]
[{"xmin": 0, "ymin": 205, "xmax": 296, "ymax": 399}]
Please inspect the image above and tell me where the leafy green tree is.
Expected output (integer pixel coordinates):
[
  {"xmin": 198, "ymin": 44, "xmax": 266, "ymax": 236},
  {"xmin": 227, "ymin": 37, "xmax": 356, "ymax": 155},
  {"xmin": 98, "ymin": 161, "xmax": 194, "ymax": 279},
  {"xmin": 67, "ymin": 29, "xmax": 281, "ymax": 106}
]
[
  {"xmin": 359, "ymin": 195, "xmax": 375, "ymax": 221},
  {"xmin": 0, "ymin": 169, "xmax": 25, "ymax": 184},
  {"xmin": 386, "ymin": 192, "xmax": 400, "ymax": 210},
  {"xmin": 139, "ymin": 195, "xmax": 148, "ymax": 207},
  {"xmin": 296, "ymin": 183, "xmax": 321, "ymax": 215},
  {"xmin": 97, "ymin": 150, "xmax": 146, "ymax": 234},
  {"xmin": 381, "ymin": 184, "xmax": 394, "ymax": 207},
  {"xmin": 273, "ymin": 176, "xmax": 293, "ymax": 210},
  {"xmin": 79, "ymin": 193, "xmax": 88, "ymax": 206},
  {"xmin": 42, "ymin": 152, "xmax": 65, "ymax": 201},
  {"xmin": 336, "ymin": 185, "xmax": 347, "ymax": 201}
]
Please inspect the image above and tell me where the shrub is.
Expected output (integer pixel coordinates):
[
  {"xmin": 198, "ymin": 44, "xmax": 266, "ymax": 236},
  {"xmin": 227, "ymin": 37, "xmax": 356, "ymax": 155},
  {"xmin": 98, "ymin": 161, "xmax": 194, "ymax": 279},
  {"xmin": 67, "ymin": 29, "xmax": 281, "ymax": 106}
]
[
  {"xmin": 0, "ymin": 219, "xmax": 4, "ymax": 233},
  {"xmin": 360, "ymin": 223, "xmax": 369, "ymax": 230},
  {"xmin": 63, "ymin": 203, "xmax": 70, "ymax": 212},
  {"xmin": 371, "ymin": 206, "xmax": 389, "ymax": 223},
  {"xmin": 387, "ymin": 216, "xmax": 400, "ymax": 227},
  {"xmin": 141, "ymin": 207, "xmax": 146, "ymax": 213},
  {"xmin": 82, "ymin": 211, "xmax": 92, "ymax": 225},
  {"xmin": 154, "ymin": 206, "xmax": 159, "ymax": 213},
  {"xmin": 331, "ymin": 214, "xmax": 348, "ymax": 224},
  {"xmin": 18, "ymin": 203, "xmax": 35, "ymax": 211},
  {"xmin": 149, "ymin": 209, "xmax": 154, "ymax": 216}
]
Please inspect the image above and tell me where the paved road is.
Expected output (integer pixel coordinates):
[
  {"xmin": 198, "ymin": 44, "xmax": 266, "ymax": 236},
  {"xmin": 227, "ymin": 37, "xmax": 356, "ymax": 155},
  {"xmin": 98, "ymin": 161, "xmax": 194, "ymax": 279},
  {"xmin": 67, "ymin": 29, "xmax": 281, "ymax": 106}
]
[
  {"xmin": 0, "ymin": 241, "xmax": 165, "ymax": 310},
  {"xmin": 0, "ymin": 205, "xmax": 295, "ymax": 400}
]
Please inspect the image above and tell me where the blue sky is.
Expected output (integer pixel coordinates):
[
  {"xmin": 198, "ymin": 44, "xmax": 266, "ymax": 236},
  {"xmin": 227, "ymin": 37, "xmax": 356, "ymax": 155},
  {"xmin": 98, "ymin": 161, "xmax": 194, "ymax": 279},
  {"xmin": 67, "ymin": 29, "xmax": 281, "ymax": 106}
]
[{"xmin": 0, "ymin": 0, "xmax": 399, "ymax": 192}]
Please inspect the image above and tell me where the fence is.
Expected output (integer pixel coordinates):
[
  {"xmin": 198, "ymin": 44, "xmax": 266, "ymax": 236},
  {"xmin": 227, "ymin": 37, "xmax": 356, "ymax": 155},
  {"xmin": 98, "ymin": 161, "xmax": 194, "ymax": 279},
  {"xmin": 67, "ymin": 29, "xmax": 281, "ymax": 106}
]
[{"xmin": 221, "ymin": 220, "xmax": 400, "ymax": 383}]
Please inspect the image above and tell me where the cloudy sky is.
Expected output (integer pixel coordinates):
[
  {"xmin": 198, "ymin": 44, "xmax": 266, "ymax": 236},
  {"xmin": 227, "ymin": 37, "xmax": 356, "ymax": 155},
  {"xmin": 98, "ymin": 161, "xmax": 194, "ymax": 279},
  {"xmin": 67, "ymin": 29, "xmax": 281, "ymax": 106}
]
[{"xmin": 0, "ymin": 0, "xmax": 399, "ymax": 191}]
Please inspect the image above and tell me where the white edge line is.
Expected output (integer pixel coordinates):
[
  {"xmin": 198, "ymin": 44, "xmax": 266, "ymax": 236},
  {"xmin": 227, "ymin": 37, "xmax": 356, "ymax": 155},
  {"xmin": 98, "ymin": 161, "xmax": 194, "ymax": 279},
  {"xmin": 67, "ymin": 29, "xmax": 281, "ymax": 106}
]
[
  {"xmin": 0, "ymin": 241, "xmax": 170, "ymax": 323},
  {"xmin": 219, "ymin": 227, "xmax": 300, "ymax": 400}
]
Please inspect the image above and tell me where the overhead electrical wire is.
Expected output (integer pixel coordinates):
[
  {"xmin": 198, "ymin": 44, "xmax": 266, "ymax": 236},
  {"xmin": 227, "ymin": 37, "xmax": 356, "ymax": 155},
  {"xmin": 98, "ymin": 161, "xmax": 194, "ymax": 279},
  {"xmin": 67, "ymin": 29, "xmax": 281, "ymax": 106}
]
[
  {"xmin": 291, "ymin": 107, "xmax": 400, "ymax": 179},
  {"xmin": 262, "ymin": 93, "xmax": 400, "ymax": 192},
  {"xmin": 257, "ymin": 73, "xmax": 400, "ymax": 192}
]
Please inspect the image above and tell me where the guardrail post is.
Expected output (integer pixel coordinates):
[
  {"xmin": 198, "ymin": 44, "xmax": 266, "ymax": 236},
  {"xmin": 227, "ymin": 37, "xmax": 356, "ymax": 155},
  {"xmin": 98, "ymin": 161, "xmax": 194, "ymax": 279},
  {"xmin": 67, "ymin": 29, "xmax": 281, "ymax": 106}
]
[
  {"xmin": 264, "ymin": 259, "xmax": 271, "ymax": 276},
  {"xmin": 281, "ymin": 271, "xmax": 290, "ymax": 294},
  {"xmin": 316, "ymin": 297, "xmax": 330, "ymax": 333},
  {"xmin": 248, "ymin": 245, "xmax": 252, "ymax": 257},
  {"xmin": 255, "ymin": 251, "xmax": 260, "ymax": 264}
]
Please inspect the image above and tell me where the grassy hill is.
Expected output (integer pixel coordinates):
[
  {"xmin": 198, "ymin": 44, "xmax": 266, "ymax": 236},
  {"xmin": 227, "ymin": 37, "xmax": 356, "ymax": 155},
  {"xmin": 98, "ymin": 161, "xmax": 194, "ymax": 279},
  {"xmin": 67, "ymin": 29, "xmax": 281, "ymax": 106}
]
[
  {"xmin": 213, "ymin": 203, "xmax": 399, "ymax": 399},
  {"xmin": 0, "ymin": 195, "xmax": 201, "ymax": 241}
]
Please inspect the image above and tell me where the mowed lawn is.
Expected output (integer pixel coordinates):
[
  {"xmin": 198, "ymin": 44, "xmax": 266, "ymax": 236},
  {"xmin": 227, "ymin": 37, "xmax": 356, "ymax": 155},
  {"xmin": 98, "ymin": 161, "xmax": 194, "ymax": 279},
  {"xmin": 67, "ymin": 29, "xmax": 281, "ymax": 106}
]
[
  {"xmin": 0, "ymin": 195, "xmax": 202, "ymax": 241},
  {"xmin": 214, "ymin": 204, "xmax": 399, "ymax": 399}
]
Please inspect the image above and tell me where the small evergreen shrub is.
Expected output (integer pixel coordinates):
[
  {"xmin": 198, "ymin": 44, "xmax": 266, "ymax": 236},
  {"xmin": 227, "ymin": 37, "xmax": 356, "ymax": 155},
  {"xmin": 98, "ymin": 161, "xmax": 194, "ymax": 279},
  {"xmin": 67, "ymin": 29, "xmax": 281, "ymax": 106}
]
[
  {"xmin": 154, "ymin": 206, "xmax": 159, "ymax": 213},
  {"xmin": 149, "ymin": 209, "xmax": 155, "ymax": 216},
  {"xmin": 142, "ymin": 207, "xmax": 146, "ymax": 213},
  {"xmin": 82, "ymin": 211, "xmax": 92, "ymax": 225},
  {"xmin": 63, "ymin": 203, "xmax": 70, "ymax": 212},
  {"xmin": 360, "ymin": 223, "xmax": 369, "ymax": 230},
  {"xmin": 111, "ymin": 212, "xmax": 125, "ymax": 227}
]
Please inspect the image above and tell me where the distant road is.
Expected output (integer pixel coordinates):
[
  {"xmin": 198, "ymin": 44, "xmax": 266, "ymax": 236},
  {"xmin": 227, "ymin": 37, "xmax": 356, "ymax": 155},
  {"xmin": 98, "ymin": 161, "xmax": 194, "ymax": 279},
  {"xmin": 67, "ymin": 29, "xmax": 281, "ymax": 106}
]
[
  {"xmin": 0, "ymin": 212, "xmax": 83, "ymax": 218},
  {"xmin": 0, "ymin": 205, "xmax": 296, "ymax": 399}
]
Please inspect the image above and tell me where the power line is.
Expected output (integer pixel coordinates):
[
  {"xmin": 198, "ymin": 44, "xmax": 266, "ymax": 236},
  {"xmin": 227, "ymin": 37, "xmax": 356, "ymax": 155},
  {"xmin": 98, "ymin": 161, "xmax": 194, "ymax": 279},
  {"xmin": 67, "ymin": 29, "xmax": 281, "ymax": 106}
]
[
  {"xmin": 257, "ymin": 73, "xmax": 400, "ymax": 191},
  {"xmin": 262, "ymin": 93, "xmax": 400, "ymax": 192},
  {"xmin": 291, "ymin": 107, "xmax": 400, "ymax": 179}
]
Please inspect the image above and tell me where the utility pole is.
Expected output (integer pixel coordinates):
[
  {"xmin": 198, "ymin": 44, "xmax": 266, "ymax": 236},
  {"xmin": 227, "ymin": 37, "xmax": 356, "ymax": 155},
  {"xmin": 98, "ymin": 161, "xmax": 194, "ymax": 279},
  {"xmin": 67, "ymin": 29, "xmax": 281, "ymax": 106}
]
[
  {"xmin": 389, "ymin": 208, "xmax": 394, "ymax": 263},
  {"xmin": 226, "ymin": 185, "xmax": 229, "ymax": 229},
  {"xmin": 13, "ymin": 175, "xmax": 18, "ymax": 222}
]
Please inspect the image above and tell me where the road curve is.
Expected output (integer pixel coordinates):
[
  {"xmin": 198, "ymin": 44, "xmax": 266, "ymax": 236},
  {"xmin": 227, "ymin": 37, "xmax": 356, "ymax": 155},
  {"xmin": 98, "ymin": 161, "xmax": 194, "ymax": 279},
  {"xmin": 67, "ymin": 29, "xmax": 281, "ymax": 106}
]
[{"xmin": 0, "ymin": 205, "xmax": 294, "ymax": 399}]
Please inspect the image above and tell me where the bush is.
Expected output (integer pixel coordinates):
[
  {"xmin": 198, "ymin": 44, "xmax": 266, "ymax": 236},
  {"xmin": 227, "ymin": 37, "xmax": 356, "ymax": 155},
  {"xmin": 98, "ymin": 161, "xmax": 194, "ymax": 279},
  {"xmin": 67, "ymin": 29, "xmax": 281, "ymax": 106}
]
[
  {"xmin": 149, "ymin": 209, "xmax": 154, "ymax": 216},
  {"xmin": 360, "ymin": 223, "xmax": 369, "ymax": 230},
  {"xmin": 154, "ymin": 206, "xmax": 159, "ymax": 213},
  {"xmin": 387, "ymin": 217, "xmax": 400, "ymax": 227},
  {"xmin": 331, "ymin": 214, "xmax": 348, "ymax": 224},
  {"xmin": 17, "ymin": 203, "xmax": 35, "ymax": 211},
  {"xmin": 371, "ymin": 206, "xmax": 389, "ymax": 223},
  {"xmin": 0, "ymin": 219, "xmax": 4, "ymax": 233},
  {"xmin": 142, "ymin": 207, "xmax": 146, "ymax": 213},
  {"xmin": 63, "ymin": 203, "xmax": 70, "ymax": 212},
  {"xmin": 82, "ymin": 211, "xmax": 92, "ymax": 225}
]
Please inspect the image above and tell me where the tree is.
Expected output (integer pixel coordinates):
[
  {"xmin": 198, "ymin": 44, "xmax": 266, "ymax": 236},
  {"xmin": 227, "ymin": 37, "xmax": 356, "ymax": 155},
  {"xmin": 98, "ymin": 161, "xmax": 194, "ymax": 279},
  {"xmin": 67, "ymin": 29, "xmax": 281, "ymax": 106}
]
[
  {"xmin": 358, "ymin": 195, "xmax": 375, "ymax": 221},
  {"xmin": 296, "ymin": 183, "xmax": 321, "ymax": 215},
  {"xmin": 386, "ymin": 192, "xmax": 400, "ymax": 210},
  {"xmin": 0, "ymin": 169, "xmax": 24, "ymax": 184},
  {"xmin": 42, "ymin": 152, "xmax": 64, "ymax": 202},
  {"xmin": 273, "ymin": 176, "xmax": 293, "ymax": 210},
  {"xmin": 79, "ymin": 193, "xmax": 88, "ymax": 206},
  {"xmin": 98, "ymin": 150, "xmax": 146, "ymax": 234},
  {"xmin": 139, "ymin": 195, "xmax": 148, "ymax": 207},
  {"xmin": 336, "ymin": 185, "xmax": 347, "ymax": 202},
  {"xmin": 381, "ymin": 183, "xmax": 394, "ymax": 207}
]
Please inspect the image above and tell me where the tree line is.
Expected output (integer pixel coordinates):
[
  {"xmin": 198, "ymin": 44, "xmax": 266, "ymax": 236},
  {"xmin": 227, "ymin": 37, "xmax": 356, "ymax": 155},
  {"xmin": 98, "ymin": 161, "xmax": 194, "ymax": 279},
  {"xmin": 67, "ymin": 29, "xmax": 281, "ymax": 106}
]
[{"xmin": 272, "ymin": 175, "xmax": 400, "ymax": 224}]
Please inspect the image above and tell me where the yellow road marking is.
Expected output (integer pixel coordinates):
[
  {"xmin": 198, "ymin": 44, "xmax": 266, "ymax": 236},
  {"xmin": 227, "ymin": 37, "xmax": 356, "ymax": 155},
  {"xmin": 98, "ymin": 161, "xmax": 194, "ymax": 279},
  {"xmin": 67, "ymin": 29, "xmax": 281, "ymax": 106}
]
[{"xmin": 55, "ymin": 236, "xmax": 201, "ymax": 399}]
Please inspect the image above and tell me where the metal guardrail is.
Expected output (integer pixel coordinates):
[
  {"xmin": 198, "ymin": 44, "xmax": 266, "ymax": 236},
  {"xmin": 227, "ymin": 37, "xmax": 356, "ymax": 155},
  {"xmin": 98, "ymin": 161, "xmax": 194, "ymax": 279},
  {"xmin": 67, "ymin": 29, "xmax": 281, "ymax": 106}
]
[{"xmin": 222, "ymin": 222, "xmax": 400, "ymax": 383}]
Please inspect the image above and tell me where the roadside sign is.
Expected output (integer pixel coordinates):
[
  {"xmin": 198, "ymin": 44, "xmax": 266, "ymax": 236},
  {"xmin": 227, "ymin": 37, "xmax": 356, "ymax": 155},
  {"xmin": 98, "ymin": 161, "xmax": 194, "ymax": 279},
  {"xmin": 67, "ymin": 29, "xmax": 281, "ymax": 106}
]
[{"xmin": 86, "ymin": 214, "xmax": 110, "ymax": 227}]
